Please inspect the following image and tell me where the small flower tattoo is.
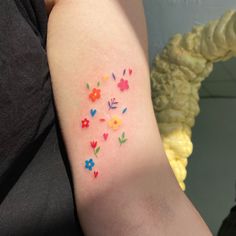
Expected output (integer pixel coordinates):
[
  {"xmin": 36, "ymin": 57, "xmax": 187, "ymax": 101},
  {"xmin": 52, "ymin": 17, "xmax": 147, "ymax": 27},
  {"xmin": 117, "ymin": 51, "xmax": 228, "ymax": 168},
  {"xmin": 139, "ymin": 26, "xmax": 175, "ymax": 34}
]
[
  {"xmin": 90, "ymin": 140, "xmax": 100, "ymax": 157},
  {"xmin": 81, "ymin": 118, "xmax": 90, "ymax": 128},
  {"xmin": 102, "ymin": 75, "xmax": 109, "ymax": 81},
  {"xmin": 117, "ymin": 78, "xmax": 129, "ymax": 91},
  {"xmin": 90, "ymin": 141, "xmax": 97, "ymax": 149},
  {"xmin": 85, "ymin": 158, "xmax": 95, "ymax": 171},
  {"xmin": 89, "ymin": 88, "xmax": 101, "ymax": 102},
  {"xmin": 108, "ymin": 115, "xmax": 122, "ymax": 130}
]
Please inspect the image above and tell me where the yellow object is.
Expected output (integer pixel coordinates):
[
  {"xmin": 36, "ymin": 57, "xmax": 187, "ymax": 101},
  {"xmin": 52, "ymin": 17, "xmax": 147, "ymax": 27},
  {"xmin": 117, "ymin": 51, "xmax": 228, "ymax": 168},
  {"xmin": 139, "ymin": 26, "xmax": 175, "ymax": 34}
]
[
  {"xmin": 102, "ymin": 75, "xmax": 109, "ymax": 81},
  {"xmin": 151, "ymin": 10, "xmax": 236, "ymax": 190},
  {"xmin": 108, "ymin": 115, "xmax": 122, "ymax": 130}
]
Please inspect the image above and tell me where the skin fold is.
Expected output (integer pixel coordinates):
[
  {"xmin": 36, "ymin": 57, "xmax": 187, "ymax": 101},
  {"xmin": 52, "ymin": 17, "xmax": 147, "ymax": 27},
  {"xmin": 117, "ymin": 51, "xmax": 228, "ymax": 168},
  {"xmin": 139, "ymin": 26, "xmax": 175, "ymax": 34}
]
[{"xmin": 45, "ymin": 0, "xmax": 212, "ymax": 235}]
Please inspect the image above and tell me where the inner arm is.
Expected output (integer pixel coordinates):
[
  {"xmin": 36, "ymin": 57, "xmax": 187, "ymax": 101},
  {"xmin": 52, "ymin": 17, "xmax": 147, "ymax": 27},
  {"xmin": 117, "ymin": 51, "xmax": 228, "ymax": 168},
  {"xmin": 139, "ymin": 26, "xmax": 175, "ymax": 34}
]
[{"xmin": 46, "ymin": 0, "xmax": 212, "ymax": 235}]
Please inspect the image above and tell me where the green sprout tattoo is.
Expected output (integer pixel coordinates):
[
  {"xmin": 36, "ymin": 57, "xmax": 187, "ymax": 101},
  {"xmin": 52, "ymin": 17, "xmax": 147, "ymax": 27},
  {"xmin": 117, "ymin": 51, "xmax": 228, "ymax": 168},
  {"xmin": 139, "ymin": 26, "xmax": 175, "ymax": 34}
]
[{"xmin": 118, "ymin": 132, "xmax": 127, "ymax": 145}]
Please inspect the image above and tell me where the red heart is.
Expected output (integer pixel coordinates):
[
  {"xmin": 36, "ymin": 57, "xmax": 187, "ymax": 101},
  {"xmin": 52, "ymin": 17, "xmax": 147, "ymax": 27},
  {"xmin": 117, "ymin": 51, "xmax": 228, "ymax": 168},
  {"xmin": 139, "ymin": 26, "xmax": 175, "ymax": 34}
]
[
  {"xmin": 103, "ymin": 133, "xmax": 109, "ymax": 141},
  {"xmin": 129, "ymin": 68, "xmax": 132, "ymax": 76},
  {"xmin": 94, "ymin": 171, "xmax": 98, "ymax": 178}
]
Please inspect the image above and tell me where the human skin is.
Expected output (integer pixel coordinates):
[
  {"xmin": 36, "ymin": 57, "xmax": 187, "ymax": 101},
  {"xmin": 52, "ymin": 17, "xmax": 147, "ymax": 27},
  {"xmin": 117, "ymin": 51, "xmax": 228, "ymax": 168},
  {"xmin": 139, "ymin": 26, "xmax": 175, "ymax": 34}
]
[{"xmin": 45, "ymin": 0, "xmax": 212, "ymax": 235}]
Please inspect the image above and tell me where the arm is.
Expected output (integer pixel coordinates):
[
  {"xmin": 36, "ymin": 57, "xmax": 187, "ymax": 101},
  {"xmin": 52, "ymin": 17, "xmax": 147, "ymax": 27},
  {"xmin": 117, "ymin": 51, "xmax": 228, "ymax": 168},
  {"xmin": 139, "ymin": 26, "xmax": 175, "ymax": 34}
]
[{"xmin": 46, "ymin": 0, "xmax": 212, "ymax": 235}]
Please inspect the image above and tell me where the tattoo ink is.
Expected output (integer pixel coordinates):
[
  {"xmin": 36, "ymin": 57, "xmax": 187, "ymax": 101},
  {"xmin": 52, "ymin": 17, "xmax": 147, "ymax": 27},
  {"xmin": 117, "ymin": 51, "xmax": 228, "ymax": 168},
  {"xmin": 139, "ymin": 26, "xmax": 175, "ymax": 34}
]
[
  {"xmin": 90, "ymin": 140, "xmax": 101, "ymax": 157},
  {"xmin": 108, "ymin": 115, "xmax": 122, "ymax": 130},
  {"xmin": 103, "ymin": 133, "xmax": 109, "ymax": 141},
  {"xmin": 85, "ymin": 158, "xmax": 95, "ymax": 171},
  {"xmin": 90, "ymin": 109, "xmax": 97, "ymax": 117},
  {"xmin": 81, "ymin": 118, "xmax": 90, "ymax": 128},
  {"xmin": 94, "ymin": 171, "xmax": 99, "ymax": 178},
  {"xmin": 108, "ymin": 98, "xmax": 118, "ymax": 110},
  {"xmin": 122, "ymin": 107, "xmax": 127, "ymax": 114},
  {"xmin": 89, "ymin": 88, "xmax": 101, "ymax": 102},
  {"xmin": 117, "ymin": 78, "xmax": 129, "ymax": 91},
  {"xmin": 82, "ymin": 67, "xmax": 133, "ymax": 178},
  {"xmin": 118, "ymin": 132, "xmax": 127, "ymax": 145}
]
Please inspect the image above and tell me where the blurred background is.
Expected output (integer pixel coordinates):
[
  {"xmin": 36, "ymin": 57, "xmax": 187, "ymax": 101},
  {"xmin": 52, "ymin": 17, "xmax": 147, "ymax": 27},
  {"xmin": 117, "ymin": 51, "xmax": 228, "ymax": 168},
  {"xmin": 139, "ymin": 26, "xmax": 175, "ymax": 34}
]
[{"xmin": 143, "ymin": 0, "xmax": 236, "ymax": 235}]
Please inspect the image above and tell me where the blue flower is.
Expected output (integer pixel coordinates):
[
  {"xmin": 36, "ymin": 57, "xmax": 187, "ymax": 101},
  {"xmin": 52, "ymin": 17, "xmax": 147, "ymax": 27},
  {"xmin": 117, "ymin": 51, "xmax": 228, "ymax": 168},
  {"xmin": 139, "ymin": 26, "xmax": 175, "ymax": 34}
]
[{"xmin": 85, "ymin": 158, "xmax": 95, "ymax": 171}]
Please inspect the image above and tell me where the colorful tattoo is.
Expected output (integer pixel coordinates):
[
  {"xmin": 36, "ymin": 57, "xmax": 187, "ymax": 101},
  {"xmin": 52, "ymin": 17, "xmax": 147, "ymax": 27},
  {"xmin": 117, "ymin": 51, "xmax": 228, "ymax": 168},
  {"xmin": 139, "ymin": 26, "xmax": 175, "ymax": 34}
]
[
  {"xmin": 90, "ymin": 109, "xmax": 97, "ymax": 117},
  {"xmin": 122, "ymin": 107, "xmax": 127, "ymax": 114},
  {"xmin": 94, "ymin": 171, "xmax": 99, "ymax": 178},
  {"xmin": 108, "ymin": 98, "xmax": 118, "ymax": 110},
  {"xmin": 90, "ymin": 140, "xmax": 101, "ymax": 157},
  {"xmin": 90, "ymin": 140, "xmax": 97, "ymax": 149},
  {"xmin": 117, "ymin": 78, "xmax": 129, "ymax": 91},
  {"xmin": 85, "ymin": 158, "xmax": 95, "ymax": 171},
  {"xmin": 118, "ymin": 132, "xmax": 127, "ymax": 145},
  {"xmin": 81, "ymin": 118, "xmax": 90, "ymax": 128},
  {"xmin": 129, "ymin": 68, "xmax": 132, "ymax": 76},
  {"xmin": 103, "ymin": 133, "xmax": 109, "ymax": 141},
  {"xmin": 108, "ymin": 115, "xmax": 122, "ymax": 130},
  {"xmin": 112, "ymin": 73, "xmax": 116, "ymax": 81},
  {"xmin": 86, "ymin": 83, "xmax": 90, "ymax": 90},
  {"xmin": 102, "ymin": 75, "xmax": 109, "ymax": 81},
  {"xmin": 123, "ymin": 69, "xmax": 126, "ymax": 76},
  {"xmin": 89, "ymin": 88, "xmax": 101, "ymax": 102},
  {"xmin": 83, "ymin": 67, "xmax": 133, "ymax": 177}
]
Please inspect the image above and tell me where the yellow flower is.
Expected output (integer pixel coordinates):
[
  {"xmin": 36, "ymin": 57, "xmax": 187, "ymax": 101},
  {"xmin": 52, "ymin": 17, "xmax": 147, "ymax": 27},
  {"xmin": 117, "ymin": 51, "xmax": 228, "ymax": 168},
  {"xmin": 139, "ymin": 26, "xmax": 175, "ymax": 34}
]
[
  {"xmin": 108, "ymin": 115, "xmax": 122, "ymax": 130},
  {"xmin": 102, "ymin": 75, "xmax": 109, "ymax": 81}
]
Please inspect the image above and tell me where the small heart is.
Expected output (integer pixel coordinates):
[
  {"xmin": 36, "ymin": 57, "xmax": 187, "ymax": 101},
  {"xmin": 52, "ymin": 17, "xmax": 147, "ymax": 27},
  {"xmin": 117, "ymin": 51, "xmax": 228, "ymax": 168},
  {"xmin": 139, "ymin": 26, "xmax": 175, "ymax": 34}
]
[
  {"xmin": 103, "ymin": 133, "xmax": 109, "ymax": 141},
  {"xmin": 129, "ymin": 68, "xmax": 132, "ymax": 76},
  {"xmin": 90, "ymin": 109, "xmax": 97, "ymax": 117},
  {"xmin": 94, "ymin": 171, "xmax": 98, "ymax": 178}
]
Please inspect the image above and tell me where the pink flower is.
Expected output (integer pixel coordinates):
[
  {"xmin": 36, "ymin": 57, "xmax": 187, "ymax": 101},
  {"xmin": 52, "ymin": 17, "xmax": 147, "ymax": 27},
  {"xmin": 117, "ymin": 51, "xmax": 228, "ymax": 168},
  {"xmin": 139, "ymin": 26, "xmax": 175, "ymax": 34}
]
[{"xmin": 117, "ymin": 78, "xmax": 129, "ymax": 91}]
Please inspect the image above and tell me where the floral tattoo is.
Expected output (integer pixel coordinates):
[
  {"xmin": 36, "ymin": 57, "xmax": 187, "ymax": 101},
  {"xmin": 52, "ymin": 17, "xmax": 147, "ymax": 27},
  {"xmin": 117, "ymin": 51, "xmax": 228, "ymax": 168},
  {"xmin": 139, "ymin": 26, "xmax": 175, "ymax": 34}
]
[
  {"xmin": 82, "ymin": 67, "xmax": 133, "ymax": 178},
  {"xmin": 90, "ymin": 140, "xmax": 101, "ymax": 157}
]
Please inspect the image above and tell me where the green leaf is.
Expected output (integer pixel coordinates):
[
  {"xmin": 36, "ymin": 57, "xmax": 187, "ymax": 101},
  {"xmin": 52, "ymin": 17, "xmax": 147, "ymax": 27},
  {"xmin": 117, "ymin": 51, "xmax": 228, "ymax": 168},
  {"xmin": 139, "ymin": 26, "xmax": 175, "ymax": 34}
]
[
  {"xmin": 118, "ymin": 137, "xmax": 122, "ymax": 144},
  {"xmin": 123, "ymin": 139, "xmax": 127, "ymax": 143},
  {"xmin": 86, "ymin": 83, "xmax": 90, "ymax": 90},
  {"xmin": 122, "ymin": 132, "xmax": 125, "ymax": 139},
  {"xmin": 95, "ymin": 147, "xmax": 100, "ymax": 154},
  {"xmin": 97, "ymin": 81, "xmax": 100, "ymax": 87}
]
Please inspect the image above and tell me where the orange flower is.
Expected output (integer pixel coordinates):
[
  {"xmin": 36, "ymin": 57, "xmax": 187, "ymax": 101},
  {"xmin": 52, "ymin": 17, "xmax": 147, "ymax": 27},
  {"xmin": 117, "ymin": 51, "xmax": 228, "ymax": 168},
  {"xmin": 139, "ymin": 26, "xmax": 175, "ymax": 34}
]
[{"xmin": 89, "ymin": 88, "xmax": 101, "ymax": 102}]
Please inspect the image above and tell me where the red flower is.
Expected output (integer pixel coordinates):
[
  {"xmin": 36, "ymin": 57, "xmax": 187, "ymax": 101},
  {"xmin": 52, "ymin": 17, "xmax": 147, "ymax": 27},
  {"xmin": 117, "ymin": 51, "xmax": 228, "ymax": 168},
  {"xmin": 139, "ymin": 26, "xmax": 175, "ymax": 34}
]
[
  {"xmin": 81, "ymin": 118, "xmax": 89, "ymax": 128},
  {"xmin": 90, "ymin": 141, "xmax": 97, "ymax": 149},
  {"xmin": 89, "ymin": 88, "xmax": 101, "ymax": 102},
  {"xmin": 117, "ymin": 78, "xmax": 129, "ymax": 91}
]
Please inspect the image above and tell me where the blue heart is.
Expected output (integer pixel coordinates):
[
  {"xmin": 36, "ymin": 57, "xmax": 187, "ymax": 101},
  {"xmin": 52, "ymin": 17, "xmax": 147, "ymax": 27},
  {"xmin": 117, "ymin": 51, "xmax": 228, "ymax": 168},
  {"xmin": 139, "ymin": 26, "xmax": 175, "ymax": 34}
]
[{"xmin": 90, "ymin": 109, "xmax": 97, "ymax": 117}]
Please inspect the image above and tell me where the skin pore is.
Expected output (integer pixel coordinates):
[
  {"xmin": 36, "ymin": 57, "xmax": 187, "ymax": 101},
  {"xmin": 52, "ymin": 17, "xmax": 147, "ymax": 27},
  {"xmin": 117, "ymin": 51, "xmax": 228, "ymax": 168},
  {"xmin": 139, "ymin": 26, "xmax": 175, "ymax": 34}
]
[{"xmin": 45, "ymin": 0, "xmax": 212, "ymax": 235}]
